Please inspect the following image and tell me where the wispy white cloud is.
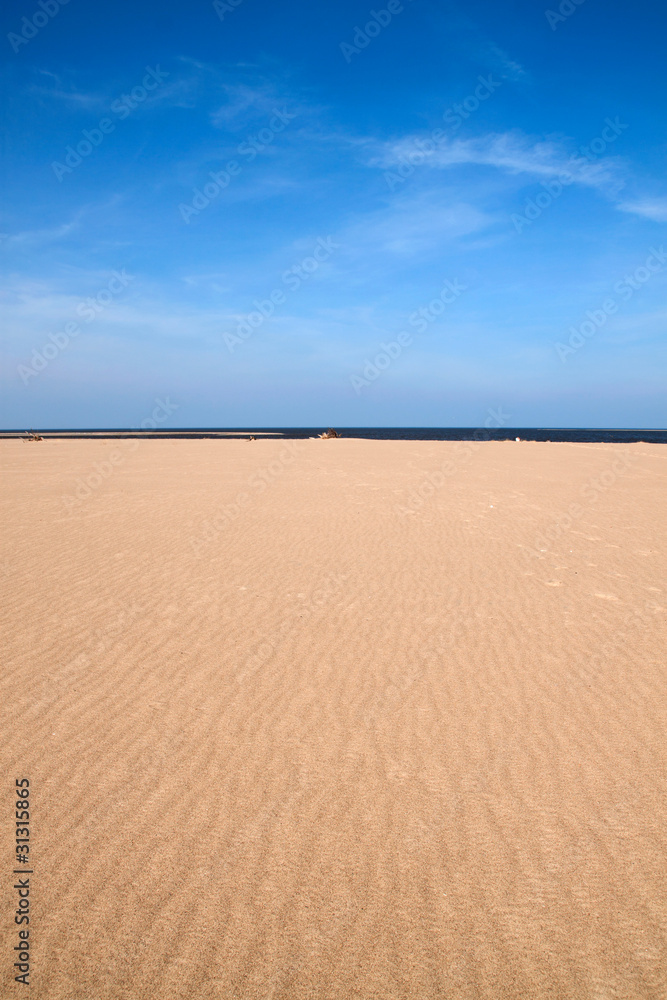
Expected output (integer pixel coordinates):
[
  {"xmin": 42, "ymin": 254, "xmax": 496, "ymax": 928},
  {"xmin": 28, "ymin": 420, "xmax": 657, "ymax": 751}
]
[
  {"xmin": 32, "ymin": 87, "xmax": 106, "ymax": 109},
  {"xmin": 181, "ymin": 272, "xmax": 232, "ymax": 294},
  {"xmin": 1, "ymin": 219, "xmax": 80, "ymax": 248},
  {"xmin": 342, "ymin": 194, "xmax": 495, "ymax": 257},
  {"xmin": 210, "ymin": 83, "xmax": 281, "ymax": 127},
  {"xmin": 618, "ymin": 198, "xmax": 667, "ymax": 222},
  {"xmin": 485, "ymin": 44, "xmax": 528, "ymax": 82},
  {"xmin": 30, "ymin": 64, "xmax": 195, "ymax": 113},
  {"xmin": 1, "ymin": 276, "xmax": 228, "ymax": 356},
  {"xmin": 30, "ymin": 68, "xmax": 106, "ymax": 109},
  {"xmin": 370, "ymin": 130, "xmax": 623, "ymax": 195}
]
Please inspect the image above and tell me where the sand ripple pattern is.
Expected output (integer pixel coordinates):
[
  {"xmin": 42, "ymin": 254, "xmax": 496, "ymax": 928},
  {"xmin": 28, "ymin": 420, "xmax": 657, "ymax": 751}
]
[{"xmin": 1, "ymin": 439, "xmax": 666, "ymax": 998}]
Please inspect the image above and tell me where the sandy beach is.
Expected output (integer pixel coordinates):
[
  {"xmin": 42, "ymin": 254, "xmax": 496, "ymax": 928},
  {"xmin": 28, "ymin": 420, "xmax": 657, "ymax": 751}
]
[{"xmin": 1, "ymin": 437, "xmax": 665, "ymax": 999}]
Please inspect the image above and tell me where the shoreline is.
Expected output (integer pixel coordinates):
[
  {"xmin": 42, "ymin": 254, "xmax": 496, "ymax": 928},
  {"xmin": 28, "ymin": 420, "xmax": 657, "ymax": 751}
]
[{"xmin": 1, "ymin": 426, "xmax": 666, "ymax": 443}]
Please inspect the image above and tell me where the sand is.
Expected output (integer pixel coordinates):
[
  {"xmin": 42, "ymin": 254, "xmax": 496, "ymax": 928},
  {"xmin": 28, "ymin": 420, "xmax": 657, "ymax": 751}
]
[{"xmin": 1, "ymin": 437, "xmax": 665, "ymax": 999}]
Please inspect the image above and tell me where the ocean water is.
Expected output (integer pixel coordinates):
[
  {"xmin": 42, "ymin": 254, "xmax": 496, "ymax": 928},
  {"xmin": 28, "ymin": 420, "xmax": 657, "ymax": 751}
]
[{"xmin": 3, "ymin": 427, "xmax": 666, "ymax": 442}]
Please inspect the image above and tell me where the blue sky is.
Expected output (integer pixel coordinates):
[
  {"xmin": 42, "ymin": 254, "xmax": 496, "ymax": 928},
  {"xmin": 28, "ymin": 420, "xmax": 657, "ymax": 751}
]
[{"xmin": 1, "ymin": 0, "xmax": 665, "ymax": 428}]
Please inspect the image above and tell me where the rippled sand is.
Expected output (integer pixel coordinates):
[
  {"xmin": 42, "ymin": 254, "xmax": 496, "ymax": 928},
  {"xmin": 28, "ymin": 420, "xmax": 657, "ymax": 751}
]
[{"xmin": 1, "ymin": 438, "xmax": 665, "ymax": 998}]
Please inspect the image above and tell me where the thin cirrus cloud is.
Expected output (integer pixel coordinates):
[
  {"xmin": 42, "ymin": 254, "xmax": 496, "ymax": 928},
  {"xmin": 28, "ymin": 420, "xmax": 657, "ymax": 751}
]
[
  {"xmin": 339, "ymin": 195, "xmax": 495, "ymax": 260},
  {"xmin": 369, "ymin": 130, "xmax": 626, "ymax": 197},
  {"xmin": 1, "ymin": 278, "xmax": 229, "ymax": 356},
  {"xmin": 29, "ymin": 64, "xmax": 199, "ymax": 115},
  {"xmin": 2, "ymin": 0, "xmax": 665, "ymax": 428},
  {"xmin": 618, "ymin": 198, "xmax": 667, "ymax": 222},
  {"xmin": 210, "ymin": 83, "xmax": 288, "ymax": 127},
  {"xmin": 3, "ymin": 220, "xmax": 81, "ymax": 248},
  {"xmin": 484, "ymin": 44, "xmax": 528, "ymax": 82}
]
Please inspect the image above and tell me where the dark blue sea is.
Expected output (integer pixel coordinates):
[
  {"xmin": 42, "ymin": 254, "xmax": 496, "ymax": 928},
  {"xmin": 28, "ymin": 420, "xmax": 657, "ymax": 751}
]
[{"xmin": 3, "ymin": 428, "xmax": 666, "ymax": 443}]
